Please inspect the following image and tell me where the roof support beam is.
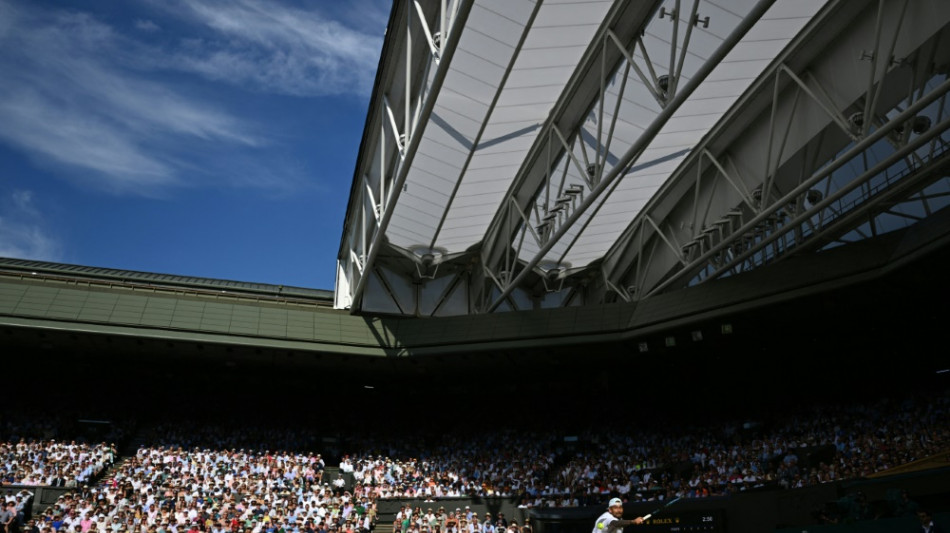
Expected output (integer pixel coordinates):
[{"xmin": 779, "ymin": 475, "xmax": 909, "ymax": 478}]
[
  {"xmin": 346, "ymin": 0, "xmax": 474, "ymax": 313},
  {"xmin": 485, "ymin": 0, "xmax": 779, "ymax": 313},
  {"xmin": 476, "ymin": 1, "xmax": 662, "ymax": 302},
  {"xmin": 703, "ymin": 112, "xmax": 950, "ymax": 284},
  {"xmin": 646, "ymin": 76, "xmax": 950, "ymax": 297},
  {"xmin": 597, "ymin": 0, "xmax": 937, "ymax": 302}
]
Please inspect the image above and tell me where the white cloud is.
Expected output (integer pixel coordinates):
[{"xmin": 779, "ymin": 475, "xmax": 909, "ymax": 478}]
[
  {"xmin": 0, "ymin": 0, "xmax": 388, "ymax": 196},
  {"xmin": 150, "ymin": 0, "xmax": 384, "ymax": 97},
  {"xmin": 0, "ymin": 190, "xmax": 62, "ymax": 262},
  {"xmin": 134, "ymin": 19, "xmax": 160, "ymax": 32},
  {"xmin": 0, "ymin": 2, "xmax": 266, "ymax": 193},
  {"xmin": 0, "ymin": 87, "xmax": 174, "ymax": 187},
  {"xmin": 0, "ymin": 219, "xmax": 62, "ymax": 262},
  {"xmin": 11, "ymin": 190, "xmax": 38, "ymax": 216}
]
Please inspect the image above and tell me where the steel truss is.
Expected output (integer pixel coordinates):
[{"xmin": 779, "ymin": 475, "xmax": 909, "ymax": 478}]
[
  {"xmin": 599, "ymin": 0, "xmax": 950, "ymax": 303},
  {"xmin": 337, "ymin": 0, "xmax": 950, "ymax": 317},
  {"xmin": 475, "ymin": 0, "xmax": 772, "ymax": 313},
  {"xmin": 336, "ymin": 0, "xmax": 468, "ymax": 311}
]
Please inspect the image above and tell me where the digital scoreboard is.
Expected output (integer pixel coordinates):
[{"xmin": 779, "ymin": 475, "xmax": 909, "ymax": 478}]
[{"xmin": 637, "ymin": 509, "xmax": 725, "ymax": 532}]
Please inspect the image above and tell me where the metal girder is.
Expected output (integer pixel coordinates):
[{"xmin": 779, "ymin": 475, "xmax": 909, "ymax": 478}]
[
  {"xmin": 470, "ymin": 0, "xmax": 662, "ymax": 310},
  {"xmin": 480, "ymin": 0, "xmax": 779, "ymax": 313},
  {"xmin": 336, "ymin": 0, "xmax": 471, "ymax": 311},
  {"xmin": 599, "ymin": 0, "xmax": 855, "ymax": 301},
  {"xmin": 598, "ymin": 0, "xmax": 950, "ymax": 303},
  {"xmin": 646, "ymin": 76, "xmax": 950, "ymax": 297},
  {"xmin": 655, "ymin": 88, "xmax": 950, "ymax": 294},
  {"xmin": 337, "ymin": 0, "xmax": 950, "ymax": 318}
]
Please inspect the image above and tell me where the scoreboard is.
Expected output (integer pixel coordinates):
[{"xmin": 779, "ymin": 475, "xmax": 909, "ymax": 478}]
[{"xmin": 637, "ymin": 509, "xmax": 725, "ymax": 532}]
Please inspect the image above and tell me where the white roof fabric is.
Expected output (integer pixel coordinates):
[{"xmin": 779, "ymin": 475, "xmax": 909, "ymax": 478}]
[{"xmin": 386, "ymin": 0, "xmax": 827, "ymax": 267}]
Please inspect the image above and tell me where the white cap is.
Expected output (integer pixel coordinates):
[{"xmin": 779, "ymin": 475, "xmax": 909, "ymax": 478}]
[{"xmin": 608, "ymin": 498, "xmax": 623, "ymax": 508}]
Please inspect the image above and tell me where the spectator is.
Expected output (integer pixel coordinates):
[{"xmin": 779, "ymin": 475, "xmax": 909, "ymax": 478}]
[
  {"xmin": 1, "ymin": 503, "xmax": 15, "ymax": 533},
  {"xmin": 917, "ymin": 509, "xmax": 945, "ymax": 533}
]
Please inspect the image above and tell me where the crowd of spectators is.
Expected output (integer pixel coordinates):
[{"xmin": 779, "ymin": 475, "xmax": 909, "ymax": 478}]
[
  {"xmin": 140, "ymin": 423, "xmax": 328, "ymax": 460},
  {"xmin": 2, "ymin": 489, "xmax": 35, "ymax": 533},
  {"xmin": 2, "ymin": 385, "xmax": 946, "ymax": 533},
  {"xmin": 29, "ymin": 424, "xmax": 375, "ymax": 533},
  {"xmin": 0, "ymin": 414, "xmax": 130, "ymax": 488},
  {"xmin": 341, "ymin": 430, "xmax": 560, "ymax": 500},
  {"xmin": 0, "ymin": 441, "xmax": 115, "ymax": 487},
  {"xmin": 340, "ymin": 386, "xmax": 949, "ymax": 508},
  {"xmin": 0, "ymin": 415, "xmax": 131, "ymax": 448},
  {"xmin": 555, "ymin": 388, "xmax": 947, "ymax": 504},
  {"xmin": 389, "ymin": 504, "xmax": 531, "ymax": 533}
]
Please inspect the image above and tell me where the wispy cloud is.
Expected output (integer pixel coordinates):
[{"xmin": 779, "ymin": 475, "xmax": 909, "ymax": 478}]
[
  {"xmin": 0, "ymin": 2, "xmax": 276, "ymax": 193},
  {"xmin": 134, "ymin": 19, "xmax": 160, "ymax": 32},
  {"xmin": 11, "ymin": 190, "xmax": 39, "ymax": 217},
  {"xmin": 0, "ymin": 190, "xmax": 63, "ymax": 262},
  {"xmin": 148, "ymin": 0, "xmax": 385, "ymax": 97},
  {"xmin": 0, "ymin": 0, "xmax": 388, "ymax": 195}
]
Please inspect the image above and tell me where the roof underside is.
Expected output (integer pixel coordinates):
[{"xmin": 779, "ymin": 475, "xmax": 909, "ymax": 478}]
[
  {"xmin": 387, "ymin": 0, "xmax": 824, "ymax": 265},
  {"xmin": 337, "ymin": 0, "xmax": 950, "ymax": 315},
  {"xmin": 387, "ymin": 0, "xmax": 618, "ymax": 254}
]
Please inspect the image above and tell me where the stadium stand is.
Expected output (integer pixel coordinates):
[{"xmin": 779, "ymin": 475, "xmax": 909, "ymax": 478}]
[
  {"xmin": 1, "ymin": 379, "xmax": 946, "ymax": 533},
  {"xmin": 3, "ymin": 2, "xmax": 950, "ymax": 533}
]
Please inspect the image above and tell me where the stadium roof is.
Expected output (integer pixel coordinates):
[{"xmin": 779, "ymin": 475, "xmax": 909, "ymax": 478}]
[
  {"xmin": 0, "ymin": 257, "xmax": 334, "ymax": 303},
  {"xmin": 1, "ymin": 0, "xmax": 950, "ymax": 374},
  {"xmin": 3, "ymin": 215, "xmax": 949, "ymax": 376},
  {"xmin": 336, "ymin": 0, "xmax": 950, "ymax": 316}
]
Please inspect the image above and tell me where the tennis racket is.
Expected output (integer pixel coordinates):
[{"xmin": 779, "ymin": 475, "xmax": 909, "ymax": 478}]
[{"xmin": 642, "ymin": 497, "xmax": 682, "ymax": 520}]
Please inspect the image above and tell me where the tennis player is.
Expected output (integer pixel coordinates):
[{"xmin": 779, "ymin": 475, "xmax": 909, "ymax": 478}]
[{"xmin": 591, "ymin": 498, "xmax": 644, "ymax": 533}]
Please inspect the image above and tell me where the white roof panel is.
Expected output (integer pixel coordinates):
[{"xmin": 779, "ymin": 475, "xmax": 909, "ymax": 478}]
[
  {"xmin": 386, "ymin": 0, "xmax": 538, "ymax": 251},
  {"xmin": 430, "ymin": 0, "xmax": 615, "ymax": 252},
  {"xmin": 549, "ymin": 0, "xmax": 828, "ymax": 268},
  {"xmin": 468, "ymin": 2, "xmax": 532, "ymax": 46},
  {"xmin": 379, "ymin": 0, "xmax": 828, "ymax": 269}
]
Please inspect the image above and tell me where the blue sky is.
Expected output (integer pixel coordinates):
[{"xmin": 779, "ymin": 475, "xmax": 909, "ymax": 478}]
[{"xmin": 0, "ymin": 0, "xmax": 390, "ymax": 290}]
